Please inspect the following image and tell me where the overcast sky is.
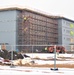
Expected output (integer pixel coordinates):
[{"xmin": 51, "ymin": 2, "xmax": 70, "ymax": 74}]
[{"xmin": 0, "ymin": 0, "xmax": 74, "ymax": 20}]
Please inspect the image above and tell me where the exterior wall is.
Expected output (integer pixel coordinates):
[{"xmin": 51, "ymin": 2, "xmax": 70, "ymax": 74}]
[
  {"xmin": 58, "ymin": 19, "xmax": 62, "ymax": 44},
  {"xmin": 0, "ymin": 10, "xmax": 17, "ymax": 50},
  {"xmin": 58, "ymin": 19, "xmax": 74, "ymax": 50}
]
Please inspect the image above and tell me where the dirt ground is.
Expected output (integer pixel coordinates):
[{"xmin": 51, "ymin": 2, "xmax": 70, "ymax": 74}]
[
  {"xmin": 20, "ymin": 64, "xmax": 74, "ymax": 68},
  {"xmin": 1, "ymin": 62, "xmax": 74, "ymax": 68}
]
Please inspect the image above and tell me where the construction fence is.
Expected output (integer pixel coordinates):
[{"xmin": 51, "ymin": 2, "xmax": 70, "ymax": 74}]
[
  {"xmin": 0, "ymin": 44, "xmax": 74, "ymax": 69},
  {"xmin": 0, "ymin": 44, "xmax": 74, "ymax": 53}
]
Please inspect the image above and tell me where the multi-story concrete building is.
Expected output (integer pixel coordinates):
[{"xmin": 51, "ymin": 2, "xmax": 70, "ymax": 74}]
[
  {"xmin": 0, "ymin": 7, "xmax": 58, "ymax": 52},
  {"xmin": 0, "ymin": 7, "xmax": 74, "ymax": 52}
]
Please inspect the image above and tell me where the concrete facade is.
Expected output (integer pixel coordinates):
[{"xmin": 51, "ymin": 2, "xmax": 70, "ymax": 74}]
[
  {"xmin": 0, "ymin": 10, "xmax": 17, "ymax": 50},
  {"xmin": 58, "ymin": 18, "xmax": 74, "ymax": 50}
]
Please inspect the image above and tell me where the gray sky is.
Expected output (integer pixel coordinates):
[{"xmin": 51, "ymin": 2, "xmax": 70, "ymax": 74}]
[{"xmin": 0, "ymin": 0, "xmax": 74, "ymax": 20}]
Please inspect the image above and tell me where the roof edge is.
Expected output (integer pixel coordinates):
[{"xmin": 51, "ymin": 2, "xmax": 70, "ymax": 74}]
[
  {"xmin": 0, "ymin": 7, "xmax": 74, "ymax": 22},
  {"xmin": 56, "ymin": 17, "xmax": 74, "ymax": 22},
  {"xmin": 0, "ymin": 7, "xmax": 57, "ymax": 19}
]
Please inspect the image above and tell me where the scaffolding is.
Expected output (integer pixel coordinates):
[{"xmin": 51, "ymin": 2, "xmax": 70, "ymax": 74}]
[{"xmin": 17, "ymin": 10, "xmax": 58, "ymax": 51}]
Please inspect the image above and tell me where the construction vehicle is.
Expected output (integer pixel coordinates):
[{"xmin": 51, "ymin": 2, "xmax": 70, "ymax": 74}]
[
  {"xmin": 42, "ymin": 45, "xmax": 66, "ymax": 53},
  {"xmin": 47, "ymin": 46, "xmax": 66, "ymax": 53}
]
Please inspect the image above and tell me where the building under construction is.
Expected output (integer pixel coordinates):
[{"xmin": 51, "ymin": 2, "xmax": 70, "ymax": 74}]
[{"xmin": 0, "ymin": 7, "xmax": 74, "ymax": 52}]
